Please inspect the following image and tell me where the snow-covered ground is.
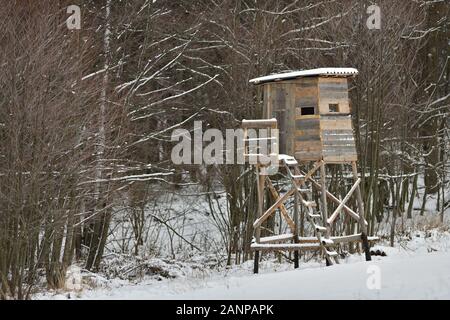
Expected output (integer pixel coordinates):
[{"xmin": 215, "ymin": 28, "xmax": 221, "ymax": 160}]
[
  {"xmin": 36, "ymin": 229, "xmax": 450, "ymax": 300},
  {"xmin": 33, "ymin": 178, "xmax": 450, "ymax": 300},
  {"xmin": 165, "ymin": 252, "xmax": 450, "ymax": 300}
]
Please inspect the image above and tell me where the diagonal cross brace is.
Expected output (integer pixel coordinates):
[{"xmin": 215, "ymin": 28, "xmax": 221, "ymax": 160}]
[
  {"xmin": 253, "ymin": 187, "xmax": 295, "ymax": 228},
  {"xmin": 303, "ymin": 161, "xmax": 323, "ymax": 183},
  {"xmin": 327, "ymin": 178, "xmax": 361, "ymax": 225},
  {"xmin": 307, "ymin": 177, "xmax": 368, "ymax": 226},
  {"xmin": 253, "ymin": 161, "xmax": 324, "ymax": 230},
  {"xmin": 265, "ymin": 178, "xmax": 296, "ymax": 232},
  {"xmin": 285, "ymin": 160, "xmax": 322, "ymax": 191}
]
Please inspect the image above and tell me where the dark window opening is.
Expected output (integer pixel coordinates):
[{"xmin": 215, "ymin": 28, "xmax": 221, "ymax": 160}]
[
  {"xmin": 300, "ymin": 107, "xmax": 315, "ymax": 116},
  {"xmin": 329, "ymin": 103, "xmax": 339, "ymax": 113}
]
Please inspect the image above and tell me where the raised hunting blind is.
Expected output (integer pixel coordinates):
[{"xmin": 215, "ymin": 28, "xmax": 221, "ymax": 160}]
[
  {"xmin": 250, "ymin": 68, "xmax": 358, "ymax": 163},
  {"xmin": 242, "ymin": 68, "xmax": 377, "ymax": 273}
]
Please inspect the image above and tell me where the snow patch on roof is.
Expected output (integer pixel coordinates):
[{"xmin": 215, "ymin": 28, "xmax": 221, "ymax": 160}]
[{"xmin": 249, "ymin": 67, "xmax": 358, "ymax": 84}]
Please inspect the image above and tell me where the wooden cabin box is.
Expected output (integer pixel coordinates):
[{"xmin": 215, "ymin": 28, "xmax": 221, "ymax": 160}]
[{"xmin": 260, "ymin": 74, "xmax": 357, "ymax": 163}]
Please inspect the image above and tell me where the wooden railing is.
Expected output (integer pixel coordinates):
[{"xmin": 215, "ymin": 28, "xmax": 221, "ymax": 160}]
[{"xmin": 241, "ymin": 118, "xmax": 279, "ymax": 166}]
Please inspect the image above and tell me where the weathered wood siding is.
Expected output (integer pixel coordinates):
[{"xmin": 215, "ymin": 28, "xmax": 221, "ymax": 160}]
[
  {"xmin": 318, "ymin": 77, "xmax": 356, "ymax": 162},
  {"xmin": 263, "ymin": 82, "xmax": 295, "ymax": 155},
  {"xmin": 320, "ymin": 115, "xmax": 357, "ymax": 162},
  {"xmin": 294, "ymin": 115, "xmax": 322, "ymax": 161},
  {"xmin": 292, "ymin": 78, "xmax": 321, "ymax": 161},
  {"xmin": 294, "ymin": 77, "xmax": 318, "ymax": 116},
  {"xmin": 262, "ymin": 76, "xmax": 357, "ymax": 163},
  {"xmin": 318, "ymin": 77, "xmax": 350, "ymax": 115}
]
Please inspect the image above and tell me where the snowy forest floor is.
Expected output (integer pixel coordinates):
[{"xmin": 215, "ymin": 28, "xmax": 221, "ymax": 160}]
[
  {"xmin": 36, "ymin": 227, "xmax": 450, "ymax": 300},
  {"xmin": 32, "ymin": 181, "xmax": 450, "ymax": 300}
]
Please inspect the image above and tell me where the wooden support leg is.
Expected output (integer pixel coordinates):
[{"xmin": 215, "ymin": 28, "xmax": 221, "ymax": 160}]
[
  {"xmin": 320, "ymin": 162, "xmax": 333, "ymax": 266},
  {"xmin": 254, "ymin": 165, "xmax": 265, "ymax": 273},
  {"xmin": 294, "ymin": 251, "xmax": 299, "ymax": 269},
  {"xmin": 320, "ymin": 162, "xmax": 329, "ymax": 235},
  {"xmin": 253, "ymin": 251, "xmax": 260, "ymax": 274},
  {"xmin": 294, "ymin": 190, "xmax": 299, "ymax": 269},
  {"xmin": 352, "ymin": 162, "xmax": 371, "ymax": 261}
]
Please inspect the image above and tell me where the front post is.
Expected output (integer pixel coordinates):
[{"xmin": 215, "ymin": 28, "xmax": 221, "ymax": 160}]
[
  {"xmin": 293, "ymin": 189, "xmax": 299, "ymax": 269},
  {"xmin": 351, "ymin": 161, "xmax": 371, "ymax": 261},
  {"xmin": 254, "ymin": 165, "xmax": 264, "ymax": 273}
]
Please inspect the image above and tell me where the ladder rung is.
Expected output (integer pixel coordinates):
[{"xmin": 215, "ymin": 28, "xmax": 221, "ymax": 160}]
[
  {"xmin": 282, "ymin": 158, "xmax": 298, "ymax": 166},
  {"xmin": 326, "ymin": 250, "xmax": 338, "ymax": 257},
  {"xmin": 315, "ymin": 225, "xmax": 327, "ymax": 232},
  {"xmin": 285, "ymin": 162, "xmax": 298, "ymax": 167},
  {"xmin": 244, "ymin": 153, "xmax": 268, "ymax": 157},
  {"xmin": 244, "ymin": 137, "xmax": 276, "ymax": 142},
  {"xmin": 251, "ymin": 243, "xmax": 321, "ymax": 252},
  {"xmin": 304, "ymin": 201, "xmax": 317, "ymax": 207},
  {"xmin": 321, "ymin": 238, "xmax": 334, "ymax": 245}
]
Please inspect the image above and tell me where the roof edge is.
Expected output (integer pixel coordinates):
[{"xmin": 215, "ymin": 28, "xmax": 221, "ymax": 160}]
[{"xmin": 249, "ymin": 68, "xmax": 358, "ymax": 85}]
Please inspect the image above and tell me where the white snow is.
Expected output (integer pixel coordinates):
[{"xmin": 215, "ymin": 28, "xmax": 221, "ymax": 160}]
[
  {"xmin": 39, "ymin": 251, "xmax": 450, "ymax": 300},
  {"xmin": 249, "ymin": 68, "xmax": 358, "ymax": 84},
  {"xmin": 36, "ymin": 230, "xmax": 450, "ymax": 300},
  {"xmin": 33, "ymin": 180, "xmax": 450, "ymax": 300},
  {"xmin": 167, "ymin": 253, "xmax": 450, "ymax": 300}
]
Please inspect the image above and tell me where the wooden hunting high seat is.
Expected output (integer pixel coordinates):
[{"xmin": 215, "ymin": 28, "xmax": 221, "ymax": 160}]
[{"xmin": 243, "ymin": 68, "xmax": 378, "ymax": 273}]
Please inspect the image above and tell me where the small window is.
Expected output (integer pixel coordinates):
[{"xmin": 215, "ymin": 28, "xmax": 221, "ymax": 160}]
[
  {"xmin": 300, "ymin": 107, "xmax": 315, "ymax": 116},
  {"xmin": 329, "ymin": 104, "xmax": 339, "ymax": 113}
]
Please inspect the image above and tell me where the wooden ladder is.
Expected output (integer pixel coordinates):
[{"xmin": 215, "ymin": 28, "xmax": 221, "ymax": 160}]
[{"xmin": 281, "ymin": 155, "xmax": 339, "ymax": 265}]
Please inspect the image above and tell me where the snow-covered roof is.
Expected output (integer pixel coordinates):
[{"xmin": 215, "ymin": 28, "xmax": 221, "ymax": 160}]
[{"xmin": 249, "ymin": 68, "xmax": 358, "ymax": 85}]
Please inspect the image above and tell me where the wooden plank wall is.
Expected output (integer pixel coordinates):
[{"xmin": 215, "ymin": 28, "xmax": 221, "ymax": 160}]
[
  {"xmin": 293, "ymin": 78, "xmax": 322, "ymax": 161},
  {"xmin": 318, "ymin": 77, "xmax": 350, "ymax": 115},
  {"xmin": 262, "ymin": 76, "xmax": 358, "ymax": 163},
  {"xmin": 264, "ymin": 82, "xmax": 294, "ymax": 155},
  {"xmin": 294, "ymin": 78, "xmax": 318, "ymax": 116},
  {"xmin": 295, "ymin": 116, "xmax": 322, "ymax": 161},
  {"xmin": 320, "ymin": 115, "xmax": 357, "ymax": 162},
  {"xmin": 318, "ymin": 76, "xmax": 357, "ymax": 162}
]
